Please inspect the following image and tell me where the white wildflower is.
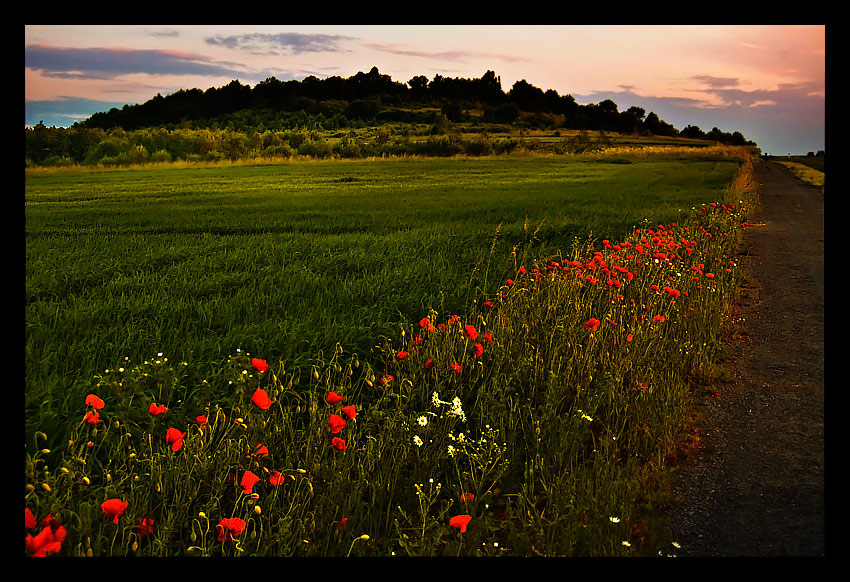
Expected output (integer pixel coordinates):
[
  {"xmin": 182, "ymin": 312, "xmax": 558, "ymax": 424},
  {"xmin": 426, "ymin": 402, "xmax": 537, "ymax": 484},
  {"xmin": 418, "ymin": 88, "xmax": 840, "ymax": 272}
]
[
  {"xmin": 417, "ymin": 415, "xmax": 428, "ymax": 427},
  {"xmin": 413, "ymin": 435, "xmax": 423, "ymax": 447}
]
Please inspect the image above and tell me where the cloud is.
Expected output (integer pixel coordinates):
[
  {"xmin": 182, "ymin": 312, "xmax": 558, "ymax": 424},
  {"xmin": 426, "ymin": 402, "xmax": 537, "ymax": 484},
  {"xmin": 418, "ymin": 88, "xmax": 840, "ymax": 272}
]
[
  {"xmin": 204, "ymin": 32, "xmax": 355, "ymax": 55},
  {"xmin": 25, "ymin": 44, "xmax": 247, "ymax": 80},
  {"xmin": 363, "ymin": 41, "xmax": 531, "ymax": 64},
  {"xmin": 691, "ymin": 75, "xmax": 740, "ymax": 89}
]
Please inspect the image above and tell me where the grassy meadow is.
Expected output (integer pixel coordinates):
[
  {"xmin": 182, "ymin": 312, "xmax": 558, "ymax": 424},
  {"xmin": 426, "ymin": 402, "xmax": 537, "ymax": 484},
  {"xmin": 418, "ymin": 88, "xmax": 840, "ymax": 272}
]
[{"xmin": 25, "ymin": 146, "xmax": 757, "ymax": 556}]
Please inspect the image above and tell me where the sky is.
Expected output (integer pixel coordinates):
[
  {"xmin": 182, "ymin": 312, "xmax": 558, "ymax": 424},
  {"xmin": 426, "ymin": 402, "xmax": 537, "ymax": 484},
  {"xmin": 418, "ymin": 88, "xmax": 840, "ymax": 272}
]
[{"xmin": 25, "ymin": 25, "xmax": 826, "ymax": 155}]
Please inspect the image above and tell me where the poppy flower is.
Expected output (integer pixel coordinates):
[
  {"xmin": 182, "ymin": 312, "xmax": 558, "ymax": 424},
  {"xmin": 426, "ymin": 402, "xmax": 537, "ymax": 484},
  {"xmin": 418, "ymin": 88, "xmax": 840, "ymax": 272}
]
[
  {"xmin": 217, "ymin": 517, "xmax": 247, "ymax": 542},
  {"xmin": 484, "ymin": 332, "xmax": 493, "ymax": 343},
  {"xmin": 252, "ymin": 358, "xmax": 269, "ymax": 373},
  {"xmin": 165, "ymin": 427, "xmax": 185, "ymax": 452},
  {"xmin": 472, "ymin": 343, "xmax": 484, "ymax": 357},
  {"xmin": 424, "ymin": 359, "xmax": 433, "ymax": 369},
  {"xmin": 83, "ymin": 410, "xmax": 101, "ymax": 426},
  {"xmin": 460, "ymin": 492, "xmax": 475, "ymax": 502},
  {"xmin": 341, "ymin": 405, "xmax": 357, "ymax": 420},
  {"xmin": 25, "ymin": 507, "xmax": 37, "ymax": 529},
  {"xmin": 255, "ymin": 443, "xmax": 269, "ymax": 457},
  {"xmin": 450, "ymin": 361, "xmax": 463, "ymax": 374},
  {"xmin": 332, "ymin": 437, "xmax": 347, "ymax": 451},
  {"xmin": 583, "ymin": 318, "xmax": 600, "ymax": 332},
  {"xmin": 25, "ymin": 522, "xmax": 66, "ymax": 557},
  {"xmin": 326, "ymin": 391, "xmax": 344, "ymax": 405},
  {"xmin": 653, "ymin": 315, "xmax": 665, "ymax": 323},
  {"xmin": 396, "ymin": 350, "xmax": 408, "ymax": 360},
  {"xmin": 506, "ymin": 279, "xmax": 514, "ymax": 287},
  {"xmin": 148, "ymin": 402, "xmax": 168, "ymax": 416},
  {"xmin": 101, "ymin": 498, "xmax": 128, "ymax": 524},
  {"xmin": 463, "ymin": 324, "xmax": 478, "ymax": 340},
  {"xmin": 240, "ymin": 470, "xmax": 261, "ymax": 494},
  {"xmin": 85, "ymin": 394, "xmax": 104, "ymax": 409},
  {"xmin": 133, "ymin": 517, "xmax": 155, "ymax": 537},
  {"xmin": 379, "ymin": 375, "xmax": 393, "ymax": 386},
  {"xmin": 627, "ymin": 334, "xmax": 634, "ymax": 342},
  {"xmin": 449, "ymin": 514, "xmax": 472, "ymax": 533},
  {"xmin": 196, "ymin": 415, "xmax": 209, "ymax": 428},
  {"xmin": 328, "ymin": 414, "xmax": 346, "ymax": 434},
  {"xmin": 269, "ymin": 471, "xmax": 285, "ymax": 487},
  {"xmin": 251, "ymin": 388, "xmax": 273, "ymax": 410},
  {"xmin": 338, "ymin": 517, "xmax": 348, "ymax": 531},
  {"xmin": 420, "ymin": 317, "xmax": 435, "ymax": 332}
]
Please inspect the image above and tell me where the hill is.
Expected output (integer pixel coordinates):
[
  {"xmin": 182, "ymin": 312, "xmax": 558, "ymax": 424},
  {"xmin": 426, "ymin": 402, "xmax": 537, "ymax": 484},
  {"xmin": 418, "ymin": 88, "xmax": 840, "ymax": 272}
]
[{"xmin": 25, "ymin": 67, "xmax": 756, "ymax": 167}]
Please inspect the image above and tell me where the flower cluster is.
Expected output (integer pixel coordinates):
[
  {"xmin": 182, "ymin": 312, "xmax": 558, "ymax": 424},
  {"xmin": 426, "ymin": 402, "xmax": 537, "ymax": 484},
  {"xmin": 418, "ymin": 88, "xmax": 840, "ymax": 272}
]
[{"xmin": 326, "ymin": 390, "xmax": 357, "ymax": 451}]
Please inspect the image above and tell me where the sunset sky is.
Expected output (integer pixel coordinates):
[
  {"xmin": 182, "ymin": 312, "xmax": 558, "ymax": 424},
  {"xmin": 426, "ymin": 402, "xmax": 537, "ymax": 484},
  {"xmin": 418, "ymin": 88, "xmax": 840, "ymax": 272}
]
[{"xmin": 25, "ymin": 25, "xmax": 825, "ymax": 155}]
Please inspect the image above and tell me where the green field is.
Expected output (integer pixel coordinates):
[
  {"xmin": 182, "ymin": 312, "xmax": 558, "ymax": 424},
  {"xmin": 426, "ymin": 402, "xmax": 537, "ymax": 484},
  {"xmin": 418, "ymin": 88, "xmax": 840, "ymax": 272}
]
[
  {"xmin": 25, "ymin": 153, "xmax": 739, "ymax": 441},
  {"xmin": 25, "ymin": 149, "xmax": 757, "ymax": 556}
]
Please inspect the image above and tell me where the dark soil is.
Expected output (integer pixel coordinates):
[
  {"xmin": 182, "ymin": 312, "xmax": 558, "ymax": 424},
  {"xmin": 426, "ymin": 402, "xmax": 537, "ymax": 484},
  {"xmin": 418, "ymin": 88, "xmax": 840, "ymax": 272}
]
[{"xmin": 659, "ymin": 159, "xmax": 825, "ymax": 557}]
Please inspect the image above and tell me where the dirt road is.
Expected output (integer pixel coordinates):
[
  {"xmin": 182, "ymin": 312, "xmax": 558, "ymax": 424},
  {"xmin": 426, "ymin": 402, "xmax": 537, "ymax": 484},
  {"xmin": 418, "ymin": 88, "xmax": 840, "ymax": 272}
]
[{"xmin": 660, "ymin": 159, "xmax": 825, "ymax": 557}]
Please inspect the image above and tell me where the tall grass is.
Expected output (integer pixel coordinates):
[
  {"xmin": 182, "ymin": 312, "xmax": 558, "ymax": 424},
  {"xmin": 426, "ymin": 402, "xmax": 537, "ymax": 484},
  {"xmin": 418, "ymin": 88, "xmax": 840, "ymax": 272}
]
[{"xmin": 25, "ymin": 147, "xmax": 757, "ymax": 556}]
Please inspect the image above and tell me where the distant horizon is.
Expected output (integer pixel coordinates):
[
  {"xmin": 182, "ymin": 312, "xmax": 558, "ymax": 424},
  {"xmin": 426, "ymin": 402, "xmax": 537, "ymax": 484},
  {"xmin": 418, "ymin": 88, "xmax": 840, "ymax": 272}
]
[{"xmin": 25, "ymin": 25, "xmax": 825, "ymax": 156}]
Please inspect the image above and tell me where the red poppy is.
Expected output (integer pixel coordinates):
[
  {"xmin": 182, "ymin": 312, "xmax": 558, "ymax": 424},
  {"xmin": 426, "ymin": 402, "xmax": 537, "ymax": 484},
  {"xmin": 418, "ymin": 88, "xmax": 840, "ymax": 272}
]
[
  {"xmin": 627, "ymin": 334, "xmax": 634, "ymax": 342},
  {"xmin": 25, "ymin": 507, "xmax": 37, "ymax": 529},
  {"xmin": 379, "ymin": 375, "xmax": 394, "ymax": 386},
  {"xmin": 165, "ymin": 427, "xmax": 185, "ymax": 452},
  {"xmin": 269, "ymin": 471, "xmax": 285, "ymax": 487},
  {"xmin": 101, "ymin": 498, "xmax": 128, "ymax": 524},
  {"xmin": 326, "ymin": 391, "xmax": 344, "ymax": 405},
  {"xmin": 341, "ymin": 405, "xmax": 357, "ymax": 420},
  {"xmin": 217, "ymin": 517, "xmax": 247, "ymax": 542},
  {"xmin": 328, "ymin": 414, "xmax": 346, "ymax": 434},
  {"xmin": 251, "ymin": 388, "xmax": 273, "ymax": 410},
  {"xmin": 472, "ymin": 343, "xmax": 484, "ymax": 357},
  {"xmin": 449, "ymin": 514, "xmax": 472, "ymax": 533},
  {"xmin": 424, "ymin": 359, "xmax": 433, "ymax": 369},
  {"xmin": 83, "ymin": 410, "xmax": 101, "ymax": 426},
  {"xmin": 450, "ymin": 361, "xmax": 463, "ymax": 374},
  {"xmin": 484, "ymin": 332, "xmax": 493, "ymax": 343},
  {"xmin": 25, "ymin": 521, "xmax": 66, "ymax": 557},
  {"xmin": 460, "ymin": 492, "xmax": 475, "ymax": 502},
  {"xmin": 583, "ymin": 318, "xmax": 600, "ymax": 332},
  {"xmin": 240, "ymin": 470, "xmax": 260, "ymax": 494},
  {"xmin": 133, "ymin": 517, "xmax": 155, "ymax": 537},
  {"xmin": 85, "ymin": 394, "xmax": 104, "ymax": 409},
  {"xmin": 148, "ymin": 402, "xmax": 168, "ymax": 416},
  {"xmin": 463, "ymin": 324, "xmax": 478, "ymax": 340},
  {"xmin": 196, "ymin": 415, "xmax": 209, "ymax": 428},
  {"xmin": 332, "ymin": 436, "xmax": 347, "ymax": 451},
  {"xmin": 506, "ymin": 278, "xmax": 514, "ymax": 287},
  {"xmin": 396, "ymin": 350, "xmax": 408, "ymax": 360},
  {"xmin": 653, "ymin": 315, "xmax": 665, "ymax": 323},
  {"xmin": 252, "ymin": 358, "xmax": 269, "ymax": 373},
  {"xmin": 255, "ymin": 443, "xmax": 269, "ymax": 457},
  {"xmin": 420, "ymin": 317, "xmax": 435, "ymax": 332},
  {"xmin": 338, "ymin": 517, "xmax": 348, "ymax": 531}
]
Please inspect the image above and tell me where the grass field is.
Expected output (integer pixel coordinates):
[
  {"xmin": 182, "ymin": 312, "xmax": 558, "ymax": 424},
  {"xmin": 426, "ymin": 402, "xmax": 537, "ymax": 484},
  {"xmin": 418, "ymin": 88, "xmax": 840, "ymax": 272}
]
[{"xmin": 25, "ymin": 146, "xmax": 756, "ymax": 556}]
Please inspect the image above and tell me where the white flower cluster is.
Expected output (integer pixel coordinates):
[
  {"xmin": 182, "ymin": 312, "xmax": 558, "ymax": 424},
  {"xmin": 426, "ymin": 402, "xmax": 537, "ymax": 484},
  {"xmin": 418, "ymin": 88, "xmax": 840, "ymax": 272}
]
[{"xmin": 431, "ymin": 392, "xmax": 467, "ymax": 422}]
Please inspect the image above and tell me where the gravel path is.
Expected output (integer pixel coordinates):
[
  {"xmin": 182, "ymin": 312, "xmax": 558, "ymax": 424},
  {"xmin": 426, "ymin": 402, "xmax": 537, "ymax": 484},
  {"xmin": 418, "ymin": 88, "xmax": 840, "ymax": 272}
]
[{"xmin": 660, "ymin": 159, "xmax": 824, "ymax": 557}]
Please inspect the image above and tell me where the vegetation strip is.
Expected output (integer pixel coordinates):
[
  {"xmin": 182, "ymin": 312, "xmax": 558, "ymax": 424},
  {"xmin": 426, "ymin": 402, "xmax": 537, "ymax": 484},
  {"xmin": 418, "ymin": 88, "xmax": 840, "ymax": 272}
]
[{"xmin": 25, "ymin": 146, "xmax": 758, "ymax": 556}]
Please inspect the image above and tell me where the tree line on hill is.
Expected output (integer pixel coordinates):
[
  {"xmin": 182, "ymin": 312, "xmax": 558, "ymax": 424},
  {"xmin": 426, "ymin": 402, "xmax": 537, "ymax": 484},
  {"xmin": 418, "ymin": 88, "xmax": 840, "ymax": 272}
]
[{"xmin": 25, "ymin": 67, "xmax": 755, "ymax": 167}]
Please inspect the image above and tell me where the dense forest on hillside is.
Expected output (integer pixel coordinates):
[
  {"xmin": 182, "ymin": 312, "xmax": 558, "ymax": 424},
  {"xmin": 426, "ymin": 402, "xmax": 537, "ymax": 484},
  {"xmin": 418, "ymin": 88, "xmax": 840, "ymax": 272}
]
[{"xmin": 25, "ymin": 67, "xmax": 755, "ymax": 167}]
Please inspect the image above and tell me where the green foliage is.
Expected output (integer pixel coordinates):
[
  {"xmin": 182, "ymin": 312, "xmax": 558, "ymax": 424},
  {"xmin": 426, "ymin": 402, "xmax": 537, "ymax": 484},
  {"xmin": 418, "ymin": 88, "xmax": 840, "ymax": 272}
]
[{"xmin": 25, "ymin": 148, "xmax": 757, "ymax": 556}]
